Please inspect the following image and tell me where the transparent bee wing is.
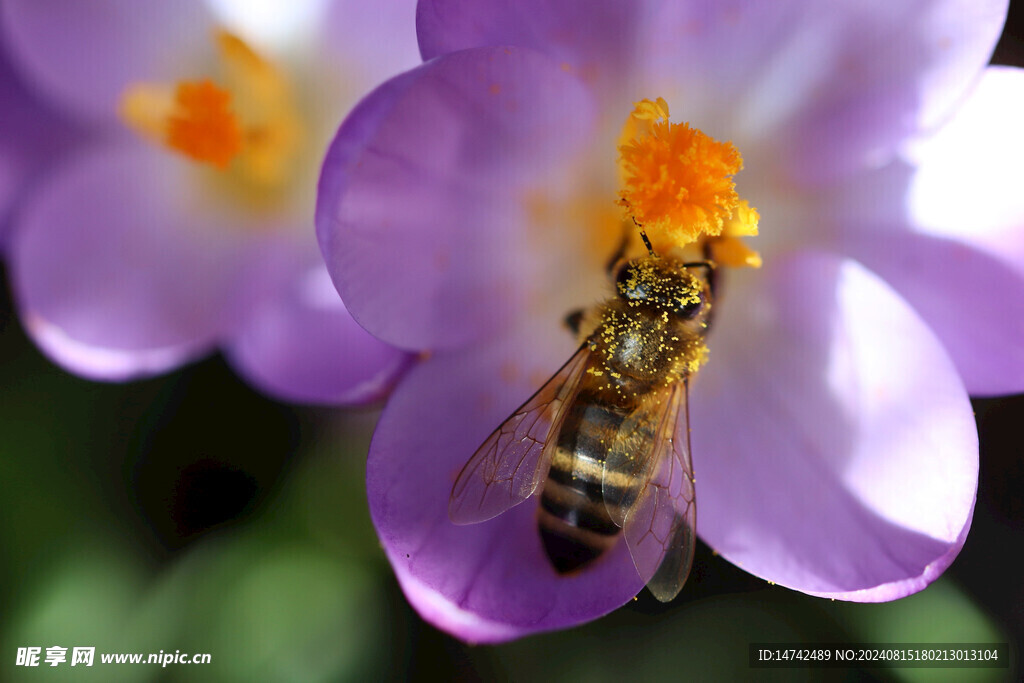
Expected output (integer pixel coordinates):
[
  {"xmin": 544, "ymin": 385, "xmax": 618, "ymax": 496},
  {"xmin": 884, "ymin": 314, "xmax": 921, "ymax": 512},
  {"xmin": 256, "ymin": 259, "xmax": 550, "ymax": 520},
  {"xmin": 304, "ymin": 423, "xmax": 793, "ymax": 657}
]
[
  {"xmin": 448, "ymin": 344, "xmax": 591, "ymax": 525},
  {"xmin": 607, "ymin": 380, "xmax": 697, "ymax": 602}
]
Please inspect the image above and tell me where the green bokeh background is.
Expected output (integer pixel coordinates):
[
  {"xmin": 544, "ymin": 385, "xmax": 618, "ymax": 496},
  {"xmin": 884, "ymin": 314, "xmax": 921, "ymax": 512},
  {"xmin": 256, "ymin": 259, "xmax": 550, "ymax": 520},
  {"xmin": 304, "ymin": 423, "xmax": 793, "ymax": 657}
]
[{"xmin": 3, "ymin": 7, "xmax": 1024, "ymax": 682}]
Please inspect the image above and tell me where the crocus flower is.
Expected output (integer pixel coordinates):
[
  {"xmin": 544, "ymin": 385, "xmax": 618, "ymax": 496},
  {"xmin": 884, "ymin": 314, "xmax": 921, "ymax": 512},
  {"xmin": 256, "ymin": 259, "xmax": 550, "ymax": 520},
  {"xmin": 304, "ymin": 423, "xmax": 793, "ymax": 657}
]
[
  {"xmin": 0, "ymin": 0, "xmax": 417, "ymax": 403},
  {"xmin": 317, "ymin": 0, "xmax": 1024, "ymax": 641},
  {"xmin": 0, "ymin": 41, "xmax": 82, "ymax": 251}
]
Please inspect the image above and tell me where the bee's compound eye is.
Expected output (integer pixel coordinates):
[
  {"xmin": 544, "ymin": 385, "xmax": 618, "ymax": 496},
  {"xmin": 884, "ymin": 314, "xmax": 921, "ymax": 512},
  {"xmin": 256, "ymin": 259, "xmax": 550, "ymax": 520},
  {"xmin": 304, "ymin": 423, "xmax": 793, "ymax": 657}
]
[
  {"xmin": 615, "ymin": 263, "xmax": 648, "ymax": 301},
  {"xmin": 679, "ymin": 293, "xmax": 705, "ymax": 319}
]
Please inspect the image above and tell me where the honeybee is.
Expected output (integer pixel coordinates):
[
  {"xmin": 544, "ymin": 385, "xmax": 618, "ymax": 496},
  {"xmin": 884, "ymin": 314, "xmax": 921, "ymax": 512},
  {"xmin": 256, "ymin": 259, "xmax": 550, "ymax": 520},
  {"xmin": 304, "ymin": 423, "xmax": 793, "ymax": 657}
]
[{"xmin": 449, "ymin": 230, "xmax": 714, "ymax": 601}]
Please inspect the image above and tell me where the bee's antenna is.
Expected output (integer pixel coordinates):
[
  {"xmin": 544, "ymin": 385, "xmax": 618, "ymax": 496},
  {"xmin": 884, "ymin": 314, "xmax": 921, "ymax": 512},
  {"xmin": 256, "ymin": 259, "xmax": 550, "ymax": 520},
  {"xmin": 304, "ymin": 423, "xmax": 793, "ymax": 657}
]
[{"xmin": 630, "ymin": 216, "xmax": 656, "ymax": 257}]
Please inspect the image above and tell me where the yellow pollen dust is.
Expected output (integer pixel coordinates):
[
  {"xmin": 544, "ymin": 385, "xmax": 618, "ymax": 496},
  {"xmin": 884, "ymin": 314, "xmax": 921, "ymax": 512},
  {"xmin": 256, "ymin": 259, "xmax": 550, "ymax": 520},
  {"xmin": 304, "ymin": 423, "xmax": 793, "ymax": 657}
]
[
  {"xmin": 617, "ymin": 98, "xmax": 760, "ymax": 262},
  {"xmin": 117, "ymin": 31, "xmax": 303, "ymax": 192}
]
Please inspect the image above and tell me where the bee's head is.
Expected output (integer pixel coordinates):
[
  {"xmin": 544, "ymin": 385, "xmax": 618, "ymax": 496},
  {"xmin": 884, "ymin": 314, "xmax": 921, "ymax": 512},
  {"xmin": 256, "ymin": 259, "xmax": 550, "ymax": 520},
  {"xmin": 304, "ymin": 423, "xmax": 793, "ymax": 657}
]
[{"xmin": 614, "ymin": 256, "xmax": 711, "ymax": 320}]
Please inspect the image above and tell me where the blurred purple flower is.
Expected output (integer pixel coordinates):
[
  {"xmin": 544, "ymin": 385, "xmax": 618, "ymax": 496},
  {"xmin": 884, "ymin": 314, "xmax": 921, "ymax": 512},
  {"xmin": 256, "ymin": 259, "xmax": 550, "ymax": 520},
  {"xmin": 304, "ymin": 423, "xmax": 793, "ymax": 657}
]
[
  {"xmin": 0, "ymin": 42, "xmax": 82, "ymax": 251},
  {"xmin": 0, "ymin": 0, "xmax": 418, "ymax": 403},
  {"xmin": 317, "ymin": 0, "xmax": 1024, "ymax": 640}
]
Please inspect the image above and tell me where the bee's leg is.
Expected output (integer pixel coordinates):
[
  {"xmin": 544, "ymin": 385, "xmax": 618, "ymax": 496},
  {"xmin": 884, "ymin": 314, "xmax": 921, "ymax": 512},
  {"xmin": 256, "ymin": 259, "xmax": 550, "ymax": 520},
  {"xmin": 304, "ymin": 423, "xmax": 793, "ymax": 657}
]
[
  {"xmin": 685, "ymin": 243, "xmax": 719, "ymax": 330},
  {"xmin": 681, "ymin": 260, "xmax": 715, "ymax": 281},
  {"xmin": 684, "ymin": 241, "xmax": 719, "ymax": 296},
  {"xmin": 701, "ymin": 240, "xmax": 719, "ymax": 297},
  {"xmin": 564, "ymin": 309, "xmax": 585, "ymax": 336}
]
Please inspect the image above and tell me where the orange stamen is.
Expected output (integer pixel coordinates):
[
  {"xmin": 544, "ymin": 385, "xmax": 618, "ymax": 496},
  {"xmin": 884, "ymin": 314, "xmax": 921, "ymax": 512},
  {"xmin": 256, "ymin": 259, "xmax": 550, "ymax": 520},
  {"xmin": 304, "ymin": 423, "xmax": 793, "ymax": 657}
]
[
  {"xmin": 617, "ymin": 99, "xmax": 759, "ymax": 258},
  {"xmin": 165, "ymin": 80, "xmax": 243, "ymax": 168}
]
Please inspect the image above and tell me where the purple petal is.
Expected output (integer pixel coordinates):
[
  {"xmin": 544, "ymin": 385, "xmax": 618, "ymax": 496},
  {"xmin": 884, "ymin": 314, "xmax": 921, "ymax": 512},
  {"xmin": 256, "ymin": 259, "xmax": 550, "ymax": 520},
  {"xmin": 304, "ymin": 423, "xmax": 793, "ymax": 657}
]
[
  {"xmin": 389, "ymin": 563, "xmax": 530, "ymax": 642},
  {"xmin": 693, "ymin": 251, "xmax": 977, "ymax": 600},
  {"xmin": 319, "ymin": 0, "xmax": 420, "ymax": 88},
  {"xmin": 843, "ymin": 230, "xmax": 1024, "ymax": 398},
  {"xmin": 11, "ymin": 143, "xmax": 244, "ymax": 380},
  {"xmin": 225, "ymin": 251, "xmax": 412, "ymax": 405},
  {"xmin": 827, "ymin": 67, "xmax": 1024, "ymax": 395},
  {"xmin": 633, "ymin": 0, "xmax": 1007, "ymax": 184},
  {"xmin": 903, "ymin": 66, "xmax": 1024, "ymax": 266},
  {"xmin": 418, "ymin": 1, "xmax": 1006, "ymax": 184},
  {"xmin": 368, "ymin": 317, "xmax": 644, "ymax": 642},
  {"xmin": 316, "ymin": 46, "xmax": 596, "ymax": 351},
  {"xmin": 782, "ymin": 0, "xmax": 1006, "ymax": 184},
  {"xmin": 0, "ymin": 46, "xmax": 83, "ymax": 249},
  {"xmin": 0, "ymin": 0, "xmax": 213, "ymax": 121},
  {"xmin": 901, "ymin": 0, "xmax": 1009, "ymax": 132},
  {"xmin": 417, "ymin": 0, "xmax": 637, "ymax": 98}
]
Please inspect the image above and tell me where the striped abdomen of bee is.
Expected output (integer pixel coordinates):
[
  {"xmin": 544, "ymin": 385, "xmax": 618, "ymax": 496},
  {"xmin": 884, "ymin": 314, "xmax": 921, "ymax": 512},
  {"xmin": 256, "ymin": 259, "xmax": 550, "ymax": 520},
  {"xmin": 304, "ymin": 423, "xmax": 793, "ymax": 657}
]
[{"xmin": 538, "ymin": 384, "xmax": 652, "ymax": 571}]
